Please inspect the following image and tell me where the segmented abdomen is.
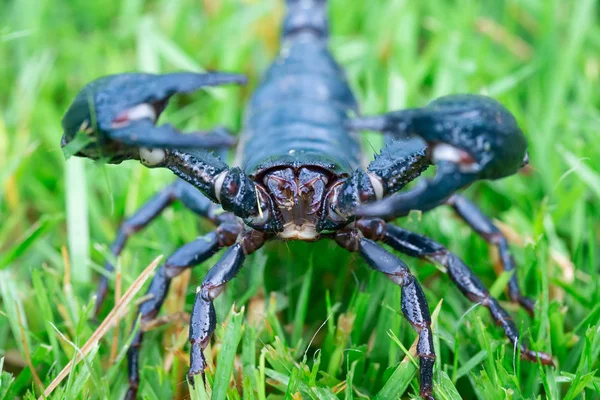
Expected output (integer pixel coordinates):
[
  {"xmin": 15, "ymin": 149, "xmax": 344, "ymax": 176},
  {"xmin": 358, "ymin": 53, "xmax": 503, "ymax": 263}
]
[{"xmin": 240, "ymin": 35, "xmax": 362, "ymax": 175}]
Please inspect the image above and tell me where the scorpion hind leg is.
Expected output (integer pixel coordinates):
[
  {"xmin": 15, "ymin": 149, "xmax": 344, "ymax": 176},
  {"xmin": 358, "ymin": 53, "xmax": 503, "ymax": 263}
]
[
  {"xmin": 380, "ymin": 224, "xmax": 553, "ymax": 366},
  {"xmin": 350, "ymin": 94, "xmax": 529, "ymax": 220},
  {"xmin": 61, "ymin": 71, "xmax": 246, "ymax": 163},
  {"xmin": 447, "ymin": 194, "xmax": 536, "ymax": 315}
]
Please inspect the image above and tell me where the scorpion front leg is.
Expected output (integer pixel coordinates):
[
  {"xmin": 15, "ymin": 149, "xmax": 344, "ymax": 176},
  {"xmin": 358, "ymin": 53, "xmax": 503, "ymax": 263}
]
[
  {"xmin": 188, "ymin": 231, "xmax": 267, "ymax": 385},
  {"xmin": 369, "ymin": 221, "xmax": 553, "ymax": 366},
  {"xmin": 125, "ymin": 221, "xmax": 242, "ymax": 400},
  {"xmin": 350, "ymin": 94, "xmax": 529, "ymax": 219},
  {"xmin": 61, "ymin": 72, "xmax": 246, "ymax": 163},
  {"xmin": 93, "ymin": 180, "xmax": 227, "ymax": 319},
  {"xmin": 447, "ymin": 194, "xmax": 536, "ymax": 314},
  {"xmin": 335, "ymin": 233, "xmax": 435, "ymax": 400}
]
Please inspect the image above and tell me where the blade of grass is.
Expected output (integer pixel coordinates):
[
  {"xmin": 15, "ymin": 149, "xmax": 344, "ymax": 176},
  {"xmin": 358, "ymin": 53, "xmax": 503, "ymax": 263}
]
[
  {"xmin": 15, "ymin": 303, "xmax": 44, "ymax": 393},
  {"xmin": 292, "ymin": 264, "xmax": 312, "ymax": 352},
  {"xmin": 0, "ymin": 215, "xmax": 60, "ymax": 269},
  {"xmin": 65, "ymin": 157, "xmax": 91, "ymax": 284},
  {"xmin": 211, "ymin": 305, "xmax": 245, "ymax": 400},
  {"xmin": 39, "ymin": 255, "xmax": 161, "ymax": 399}
]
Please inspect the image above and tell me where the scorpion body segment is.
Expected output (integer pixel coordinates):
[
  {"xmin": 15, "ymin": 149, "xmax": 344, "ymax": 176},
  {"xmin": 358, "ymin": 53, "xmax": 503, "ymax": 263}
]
[
  {"xmin": 240, "ymin": 0, "xmax": 363, "ymax": 238},
  {"xmin": 242, "ymin": 34, "xmax": 361, "ymax": 174},
  {"xmin": 60, "ymin": 1, "xmax": 554, "ymax": 399}
]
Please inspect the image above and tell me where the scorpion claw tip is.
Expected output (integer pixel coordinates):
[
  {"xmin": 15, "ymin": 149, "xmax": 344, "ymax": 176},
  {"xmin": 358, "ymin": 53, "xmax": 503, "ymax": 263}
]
[{"xmin": 61, "ymin": 71, "xmax": 247, "ymax": 162}]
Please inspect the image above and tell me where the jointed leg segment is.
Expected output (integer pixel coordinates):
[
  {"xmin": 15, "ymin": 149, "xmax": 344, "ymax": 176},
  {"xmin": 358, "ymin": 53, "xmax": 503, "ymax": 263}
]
[
  {"xmin": 359, "ymin": 239, "xmax": 436, "ymax": 399},
  {"xmin": 335, "ymin": 217, "xmax": 553, "ymax": 400},
  {"xmin": 381, "ymin": 223, "xmax": 552, "ymax": 365},
  {"xmin": 335, "ymin": 233, "xmax": 435, "ymax": 399},
  {"xmin": 447, "ymin": 194, "xmax": 535, "ymax": 314},
  {"xmin": 124, "ymin": 224, "xmax": 240, "ymax": 400},
  {"xmin": 125, "ymin": 228, "xmax": 266, "ymax": 399},
  {"xmin": 188, "ymin": 243, "xmax": 247, "ymax": 383},
  {"xmin": 94, "ymin": 180, "xmax": 222, "ymax": 318}
]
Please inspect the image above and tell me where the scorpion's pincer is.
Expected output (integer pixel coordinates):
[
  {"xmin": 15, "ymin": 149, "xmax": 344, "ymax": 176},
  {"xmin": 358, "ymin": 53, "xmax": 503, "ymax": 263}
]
[
  {"xmin": 61, "ymin": 72, "xmax": 247, "ymax": 163},
  {"xmin": 350, "ymin": 94, "xmax": 529, "ymax": 219}
]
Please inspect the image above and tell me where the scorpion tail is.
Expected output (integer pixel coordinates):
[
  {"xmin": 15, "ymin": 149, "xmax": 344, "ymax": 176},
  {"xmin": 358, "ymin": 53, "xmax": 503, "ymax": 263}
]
[{"xmin": 283, "ymin": 0, "xmax": 329, "ymax": 40}]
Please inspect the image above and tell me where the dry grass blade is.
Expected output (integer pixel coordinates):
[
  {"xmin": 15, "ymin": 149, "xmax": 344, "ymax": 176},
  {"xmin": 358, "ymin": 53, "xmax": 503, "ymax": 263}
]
[
  {"xmin": 142, "ymin": 311, "xmax": 190, "ymax": 332},
  {"xmin": 109, "ymin": 267, "xmax": 122, "ymax": 365},
  {"xmin": 476, "ymin": 17, "xmax": 532, "ymax": 60},
  {"xmin": 39, "ymin": 255, "xmax": 162, "ymax": 399},
  {"xmin": 16, "ymin": 302, "xmax": 45, "ymax": 393},
  {"xmin": 61, "ymin": 245, "xmax": 71, "ymax": 291}
]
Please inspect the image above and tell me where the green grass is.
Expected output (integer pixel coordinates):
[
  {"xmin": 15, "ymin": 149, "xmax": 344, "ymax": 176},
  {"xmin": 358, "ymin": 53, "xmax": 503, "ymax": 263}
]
[{"xmin": 1, "ymin": 0, "xmax": 599, "ymax": 398}]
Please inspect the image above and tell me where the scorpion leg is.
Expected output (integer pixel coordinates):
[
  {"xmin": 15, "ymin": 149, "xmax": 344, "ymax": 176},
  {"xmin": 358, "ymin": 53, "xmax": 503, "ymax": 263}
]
[
  {"xmin": 447, "ymin": 194, "xmax": 535, "ymax": 314},
  {"xmin": 350, "ymin": 95, "xmax": 529, "ymax": 220},
  {"xmin": 335, "ymin": 233, "xmax": 435, "ymax": 400},
  {"xmin": 367, "ymin": 136, "xmax": 431, "ymax": 194},
  {"xmin": 369, "ymin": 221, "xmax": 553, "ymax": 366},
  {"xmin": 93, "ymin": 179, "xmax": 225, "ymax": 319},
  {"xmin": 188, "ymin": 231, "xmax": 267, "ymax": 385},
  {"xmin": 125, "ymin": 222, "xmax": 243, "ymax": 400},
  {"xmin": 320, "ymin": 136, "xmax": 431, "ymax": 229}
]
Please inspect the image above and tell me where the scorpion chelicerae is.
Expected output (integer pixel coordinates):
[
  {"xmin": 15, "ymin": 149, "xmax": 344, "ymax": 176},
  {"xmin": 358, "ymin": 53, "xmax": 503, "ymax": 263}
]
[{"xmin": 60, "ymin": 1, "xmax": 554, "ymax": 398}]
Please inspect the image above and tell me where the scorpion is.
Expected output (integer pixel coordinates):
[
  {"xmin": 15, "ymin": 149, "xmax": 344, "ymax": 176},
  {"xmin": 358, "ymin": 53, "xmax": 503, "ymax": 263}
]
[{"xmin": 60, "ymin": 1, "xmax": 553, "ymax": 399}]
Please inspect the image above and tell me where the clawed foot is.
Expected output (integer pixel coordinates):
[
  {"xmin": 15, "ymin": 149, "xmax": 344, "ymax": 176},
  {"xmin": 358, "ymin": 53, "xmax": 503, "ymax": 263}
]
[
  {"xmin": 61, "ymin": 72, "xmax": 246, "ymax": 163},
  {"xmin": 350, "ymin": 94, "xmax": 529, "ymax": 219}
]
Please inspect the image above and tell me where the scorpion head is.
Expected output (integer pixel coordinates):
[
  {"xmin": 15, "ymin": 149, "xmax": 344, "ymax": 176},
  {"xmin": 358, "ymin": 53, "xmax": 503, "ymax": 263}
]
[{"xmin": 248, "ymin": 166, "xmax": 332, "ymax": 240}]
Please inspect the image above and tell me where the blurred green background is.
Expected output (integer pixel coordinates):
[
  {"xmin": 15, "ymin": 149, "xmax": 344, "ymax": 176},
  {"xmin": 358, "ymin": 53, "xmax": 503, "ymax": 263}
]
[{"xmin": 0, "ymin": 0, "xmax": 599, "ymax": 399}]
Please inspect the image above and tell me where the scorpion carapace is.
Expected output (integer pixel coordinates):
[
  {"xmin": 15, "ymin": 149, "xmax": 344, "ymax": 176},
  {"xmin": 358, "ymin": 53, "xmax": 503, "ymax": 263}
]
[{"xmin": 60, "ymin": 0, "xmax": 553, "ymax": 399}]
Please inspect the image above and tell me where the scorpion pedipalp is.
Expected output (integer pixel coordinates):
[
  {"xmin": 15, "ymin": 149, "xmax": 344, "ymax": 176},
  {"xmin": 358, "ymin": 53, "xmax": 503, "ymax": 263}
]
[
  {"xmin": 350, "ymin": 94, "xmax": 529, "ymax": 219},
  {"xmin": 61, "ymin": 71, "xmax": 246, "ymax": 163}
]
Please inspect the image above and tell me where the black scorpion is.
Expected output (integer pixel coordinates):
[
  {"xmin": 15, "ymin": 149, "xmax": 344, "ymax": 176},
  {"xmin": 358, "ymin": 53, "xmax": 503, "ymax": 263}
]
[{"xmin": 60, "ymin": 1, "xmax": 553, "ymax": 398}]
